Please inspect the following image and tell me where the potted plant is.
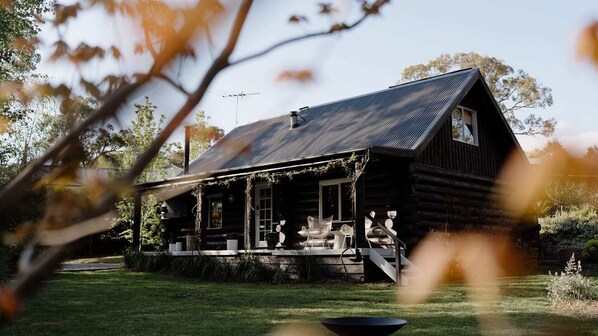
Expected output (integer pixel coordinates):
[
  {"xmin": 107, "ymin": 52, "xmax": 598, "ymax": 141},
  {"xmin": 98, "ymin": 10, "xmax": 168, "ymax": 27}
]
[
  {"xmin": 265, "ymin": 232, "xmax": 278, "ymax": 250},
  {"xmin": 226, "ymin": 233, "xmax": 238, "ymax": 251}
]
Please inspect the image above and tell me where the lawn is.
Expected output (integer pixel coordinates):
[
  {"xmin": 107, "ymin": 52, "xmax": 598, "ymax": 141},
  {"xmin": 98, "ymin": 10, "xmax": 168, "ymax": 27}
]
[{"xmin": 1, "ymin": 270, "xmax": 597, "ymax": 336}]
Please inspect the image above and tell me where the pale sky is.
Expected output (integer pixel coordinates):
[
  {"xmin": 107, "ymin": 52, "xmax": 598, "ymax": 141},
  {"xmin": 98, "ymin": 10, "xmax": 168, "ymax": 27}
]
[{"xmin": 38, "ymin": 1, "xmax": 598, "ymax": 155}]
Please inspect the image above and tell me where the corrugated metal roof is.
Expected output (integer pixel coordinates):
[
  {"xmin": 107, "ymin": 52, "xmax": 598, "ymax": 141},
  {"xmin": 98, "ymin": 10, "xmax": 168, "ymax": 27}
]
[{"xmin": 187, "ymin": 68, "xmax": 480, "ymax": 175}]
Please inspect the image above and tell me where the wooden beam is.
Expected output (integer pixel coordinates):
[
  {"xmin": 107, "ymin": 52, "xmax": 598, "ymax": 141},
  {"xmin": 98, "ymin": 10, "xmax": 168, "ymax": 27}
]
[
  {"xmin": 132, "ymin": 192, "xmax": 142, "ymax": 251},
  {"xmin": 354, "ymin": 173, "xmax": 366, "ymax": 249}
]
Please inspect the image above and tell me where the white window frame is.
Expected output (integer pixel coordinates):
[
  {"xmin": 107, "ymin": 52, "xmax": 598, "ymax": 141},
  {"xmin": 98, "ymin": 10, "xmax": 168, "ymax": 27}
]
[
  {"xmin": 319, "ymin": 178, "xmax": 353, "ymax": 222},
  {"xmin": 207, "ymin": 193, "xmax": 223, "ymax": 230},
  {"xmin": 451, "ymin": 106, "xmax": 478, "ymax": 146}
]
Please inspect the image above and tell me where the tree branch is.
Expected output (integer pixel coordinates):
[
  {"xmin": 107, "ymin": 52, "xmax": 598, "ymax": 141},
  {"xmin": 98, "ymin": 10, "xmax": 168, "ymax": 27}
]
[
  {"xmin": 156, "ymin": 73, "xmax": 190, "ymax": 96},
  {"xmin": 122, "ymin": 0, "xmax": 253, "ymax": 184},
  {"xmin": 230, "ymin": 14, "xmax": 369, "ymax": 66}
]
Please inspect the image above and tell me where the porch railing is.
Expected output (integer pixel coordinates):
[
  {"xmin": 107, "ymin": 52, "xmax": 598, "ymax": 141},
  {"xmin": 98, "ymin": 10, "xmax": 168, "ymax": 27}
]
[{"xmin": 364, "ymin": 213, "xmax": 406, "ymax": 285}]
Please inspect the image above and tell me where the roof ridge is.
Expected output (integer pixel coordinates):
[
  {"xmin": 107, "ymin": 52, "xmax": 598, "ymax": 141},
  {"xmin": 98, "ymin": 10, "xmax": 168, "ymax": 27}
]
[{"xmin": 387, "ymin": 67, "xmax": 476, "ymax": 89}]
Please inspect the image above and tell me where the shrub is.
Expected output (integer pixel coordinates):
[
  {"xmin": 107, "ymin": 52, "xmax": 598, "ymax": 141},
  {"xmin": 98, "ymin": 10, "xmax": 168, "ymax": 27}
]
[
  {"xmin": 540, "ymin": 207, "xmax": 598, "ymax": 247},
  {"xmin": 287, "ymin": 255, "xmax": 322, "ymax": 282},
  {"xmin": 123, "ymin": 249, "xmax": 287, "ymax": 283},
  {"xmin": 582, "ymin": 234, "xmax": 598, "ymax": 262},
  {"xmin": 547, "ymin": 254, "xmax": 598, "ymax": 305}
]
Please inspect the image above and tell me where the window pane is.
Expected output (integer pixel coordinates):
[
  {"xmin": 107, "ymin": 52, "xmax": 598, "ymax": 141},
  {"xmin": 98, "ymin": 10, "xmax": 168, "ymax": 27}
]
[
  {"xmin": 340, "ymin": 182, "xmax": 353, "ymax": 221},
  {"xmin": 451, "ymin": 108, "xmax": 463, "ymax": 141},
  {"xmin": 322, "ymin": 185, "xmax": 338, "ymax": 220},
  {"xmin": 463, "ymin": 110, "xmax": 475, "ymax": 144},
  {"xmin": 209, "ymin": 197, "xmax": 223, "ymax": 229}
]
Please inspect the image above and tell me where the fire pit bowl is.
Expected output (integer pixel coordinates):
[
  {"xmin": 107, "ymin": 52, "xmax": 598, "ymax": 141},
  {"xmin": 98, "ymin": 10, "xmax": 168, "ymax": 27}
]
[{"xmin": 320, "ymin": 317, "xmax": 407, "ymax": 336}]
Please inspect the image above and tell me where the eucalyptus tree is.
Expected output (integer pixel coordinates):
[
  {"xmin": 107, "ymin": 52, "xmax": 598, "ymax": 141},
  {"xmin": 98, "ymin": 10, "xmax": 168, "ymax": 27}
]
[{"xmin": 401, "ymin": 52, "xmax": 555, "ymax": 136}]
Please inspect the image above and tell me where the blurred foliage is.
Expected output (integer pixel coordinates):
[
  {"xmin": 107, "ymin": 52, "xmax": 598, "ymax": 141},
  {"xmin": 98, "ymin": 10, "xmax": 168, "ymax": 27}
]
[
  {"xmin": 402, "ymin": 52, "xmax": 555, "ymax": 136},
  {"xmin": 540, "ymin": 207, "xmax": 598, "ymax": 248}
]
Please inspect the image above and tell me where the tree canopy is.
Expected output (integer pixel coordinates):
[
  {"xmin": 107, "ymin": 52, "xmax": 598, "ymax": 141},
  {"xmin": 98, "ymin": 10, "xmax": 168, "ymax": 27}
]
[{"xmin": 401, "ymin": 52, "xmax": 556, "ymax": 136}]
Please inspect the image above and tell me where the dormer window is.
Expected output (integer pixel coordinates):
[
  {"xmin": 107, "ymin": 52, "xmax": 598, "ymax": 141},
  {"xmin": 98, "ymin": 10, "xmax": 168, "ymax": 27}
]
[{"xmin": 451, "ymin": 106, "xmax": 477, "ymax": 145}]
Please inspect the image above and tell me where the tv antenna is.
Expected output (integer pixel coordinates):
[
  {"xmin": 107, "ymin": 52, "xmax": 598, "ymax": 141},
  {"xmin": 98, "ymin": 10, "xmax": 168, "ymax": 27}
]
[{"xmin": 222, "ymin": 92, "xmax": 260, "ymax": 125}]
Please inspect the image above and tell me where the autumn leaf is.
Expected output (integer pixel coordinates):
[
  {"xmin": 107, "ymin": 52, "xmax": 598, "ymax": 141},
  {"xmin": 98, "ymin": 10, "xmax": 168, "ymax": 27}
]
[
  {"xmin": 318, "ymin": 3, "xmax": 335, "ymax": 15},
  {"xmin": 361, "ymin": 0, "xmax": 390, "ymax": 15},
  {"xmin": 276, "ymin": 69, "xmax": 315, "ymax": 83},
  {"xmin": 110, "ymin": 46, "xmax": 122, "ymax": 60},
  {"xmin": 80, "ymin": 78, "xmax": 102, "ymax": 99},
  {"xmin": 329, "ymin": 22, "xmax": 349, "ymax": 33},
  {"xmin": 0, "ymin": 288, "xmax": 20, "ymax": 317},
  {"xmin": 69, "ymin": 43, "xmax": 106, "ymax": 64},
  {"xmin": 576, "ymin": 22, "xmax": 598, "ymax": 69},
  {"xmin": 289, "ymin": 15, "xmax": 308, "ymax": 24},
  {"xmin": 49, "ymin": 40, "xmax": 70, "ymax": 61},
  {"xmin": 53, "ymin": 3, "xmax": 81, "ymax": 25}
]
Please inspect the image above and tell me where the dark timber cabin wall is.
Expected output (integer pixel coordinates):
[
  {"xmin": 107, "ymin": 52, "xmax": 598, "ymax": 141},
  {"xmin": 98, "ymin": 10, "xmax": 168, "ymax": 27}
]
[
  {"xmin": 200, "ymin": 180, "xmax": 246, "ymax": 249},
  {"xmin": 410, "ymin": 82, "xmax": 533, "ymax": 243}
]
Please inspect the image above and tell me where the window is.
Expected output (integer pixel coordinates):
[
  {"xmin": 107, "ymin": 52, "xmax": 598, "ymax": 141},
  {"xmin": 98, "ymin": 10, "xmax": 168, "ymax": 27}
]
[
  {"xmin": 451, "ymin": 106, "xmax": 478, "ymax": 145},
  {"xmin": 319, "ymin": 179, "xmax": 353, "ymax": 221},
  {"xmin": 207, "ymin": 195, "xmax": 223, "ymax": 229}
]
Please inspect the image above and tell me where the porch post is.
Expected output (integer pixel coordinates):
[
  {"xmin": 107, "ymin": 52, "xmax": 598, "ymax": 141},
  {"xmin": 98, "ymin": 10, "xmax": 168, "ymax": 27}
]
[
  {"xmin": 132, "ymin": 192, "xmax": 142, "ymax": 251},
  {"xmin": 244, "ymin": 177, "xmax": 253, "ymax": 250},
  {"xmin": 354, "ymin": 173, "xmax": 366, "ymax": 249},
  {"xmin": 194, "ymin": 184, "xmax": 203, "ymax": 249}
]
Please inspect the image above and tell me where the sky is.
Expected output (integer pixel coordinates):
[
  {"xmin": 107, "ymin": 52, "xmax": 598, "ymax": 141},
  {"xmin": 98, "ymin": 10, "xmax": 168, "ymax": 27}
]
[{"xmin": 38, "ymin": 0, "xmax": 598, "ymax": 155}]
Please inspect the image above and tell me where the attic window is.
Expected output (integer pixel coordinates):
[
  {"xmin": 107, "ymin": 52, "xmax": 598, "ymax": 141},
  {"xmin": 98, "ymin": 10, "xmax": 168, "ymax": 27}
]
[{"xmin": 451, "ymin": 106, "xmax": 478, "ymax": 145}]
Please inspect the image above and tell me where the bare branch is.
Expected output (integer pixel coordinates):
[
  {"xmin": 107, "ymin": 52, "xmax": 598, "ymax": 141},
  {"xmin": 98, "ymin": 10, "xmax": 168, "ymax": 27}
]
[
  {"xmin": 122, "ymin": 0, "xmax": 254, "ymax": 184},
  {"xmin": 230, "ymin": 14, "xmax": 369, "ymax": 66},
  {"xmin": 156, "ymin": 73, "xmax": 190, "ymax": 96}
]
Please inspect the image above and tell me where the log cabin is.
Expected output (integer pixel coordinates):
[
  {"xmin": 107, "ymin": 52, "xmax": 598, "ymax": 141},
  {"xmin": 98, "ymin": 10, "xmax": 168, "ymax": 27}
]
[{"xmin": 135, "ymin": 68, "xmax": 539, "ymax": 283}]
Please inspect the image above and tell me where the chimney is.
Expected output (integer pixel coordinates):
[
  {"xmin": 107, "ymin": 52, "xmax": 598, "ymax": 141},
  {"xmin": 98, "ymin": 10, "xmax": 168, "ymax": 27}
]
[
  {"xmin": 289, "ymin": 111, "xmax": 299, "ymax": 129},
  {"xmin": 184, "ymin": 125, "xmax": 191, "ymax": 174}
]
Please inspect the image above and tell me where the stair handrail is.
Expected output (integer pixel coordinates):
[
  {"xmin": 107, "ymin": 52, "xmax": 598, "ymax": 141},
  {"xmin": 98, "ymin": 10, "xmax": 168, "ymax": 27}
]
[{"xmin": 364, "ymin": 213, "xmax": 405, "ymax": 285}]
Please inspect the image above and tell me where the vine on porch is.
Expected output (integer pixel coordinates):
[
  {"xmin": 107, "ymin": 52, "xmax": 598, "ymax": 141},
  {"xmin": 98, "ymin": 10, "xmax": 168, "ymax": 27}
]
[{"xmin": 191, "ymin": 151, "xmax": 370, "ymax": 249}]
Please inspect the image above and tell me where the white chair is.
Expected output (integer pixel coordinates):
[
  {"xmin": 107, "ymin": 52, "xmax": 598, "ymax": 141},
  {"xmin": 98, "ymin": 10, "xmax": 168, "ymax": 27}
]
[
  {"xmin": 339, "ymin": 224, "xmax": 354, "ymax": 249},
  {"xmin": 298, "ymin": 216, "xmax": 333, "ymax": 249}
]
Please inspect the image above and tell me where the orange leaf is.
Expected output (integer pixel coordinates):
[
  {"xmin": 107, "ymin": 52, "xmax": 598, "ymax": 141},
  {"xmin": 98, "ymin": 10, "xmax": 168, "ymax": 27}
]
[
  {"xmin": 576, "ymin": 22, "xmax": 598, "ymax": 68},
  {"xmin": 276, "ymin": 70, "xmax": 315, "ymax": 83},
  {"xmin": 0, "ymin": 288, "xmax": 20, "ymax": 317}
]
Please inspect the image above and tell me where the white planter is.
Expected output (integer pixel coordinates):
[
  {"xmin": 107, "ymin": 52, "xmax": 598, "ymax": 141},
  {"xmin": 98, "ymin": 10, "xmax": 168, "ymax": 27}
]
[
  {"xmin": 175, "ymin": 242, "xmax": 183, "ymax": 252},
  {"xmin": 227, "ymin": 239, "xmax": 238, "ymax": 251},
  {"xmin": 168, "ymin": 243, "xmax": 176, "ymax": 252}
]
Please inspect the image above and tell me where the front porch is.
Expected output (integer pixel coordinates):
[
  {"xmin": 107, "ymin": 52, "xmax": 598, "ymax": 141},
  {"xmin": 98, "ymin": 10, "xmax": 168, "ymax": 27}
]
[{"xmin": 141, "ymin": 247, "xmax": 412, "ymax": 283}]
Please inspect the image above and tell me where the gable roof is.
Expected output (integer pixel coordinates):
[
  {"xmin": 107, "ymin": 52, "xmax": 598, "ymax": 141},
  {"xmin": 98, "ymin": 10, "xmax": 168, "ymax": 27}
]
[{"xmin": 187, "ymin": 68, "xmax": 515, "ymax": 175}]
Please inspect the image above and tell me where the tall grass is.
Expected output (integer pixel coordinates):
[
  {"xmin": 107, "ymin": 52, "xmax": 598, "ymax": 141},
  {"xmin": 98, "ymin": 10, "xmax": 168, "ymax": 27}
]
[{"xmin": 124, "ymin": 250, "xmax": 289, "ymax": 283}]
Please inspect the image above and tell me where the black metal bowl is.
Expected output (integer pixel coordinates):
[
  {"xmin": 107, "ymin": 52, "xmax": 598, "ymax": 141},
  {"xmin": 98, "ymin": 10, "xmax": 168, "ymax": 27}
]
[{"xmin": 320, "ymin": 317, "xmax": 407, "ymax": 336}]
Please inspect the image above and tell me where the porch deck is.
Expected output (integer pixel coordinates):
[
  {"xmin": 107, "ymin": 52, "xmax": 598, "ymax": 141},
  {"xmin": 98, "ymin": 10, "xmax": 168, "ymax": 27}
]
[
  {"xmin": 146, "ymin": 248, "xmax": 358, "ymax": 257},
  {"xmin": 141, "ymin": 248, "xmax": 402, "ymax": 282}
]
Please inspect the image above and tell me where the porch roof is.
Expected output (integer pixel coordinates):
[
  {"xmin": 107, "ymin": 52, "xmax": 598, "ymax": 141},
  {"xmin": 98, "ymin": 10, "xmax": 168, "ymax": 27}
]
[{"xmin": 187, "ymin": 69, "xmax": 484, "ymax": 175}]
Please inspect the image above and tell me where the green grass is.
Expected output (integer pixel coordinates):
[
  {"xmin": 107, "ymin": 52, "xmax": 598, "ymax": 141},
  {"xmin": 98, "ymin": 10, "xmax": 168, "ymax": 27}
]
[{"xmin": 1, "ymin": 270, "xmax": 597, "ymax": 336}]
